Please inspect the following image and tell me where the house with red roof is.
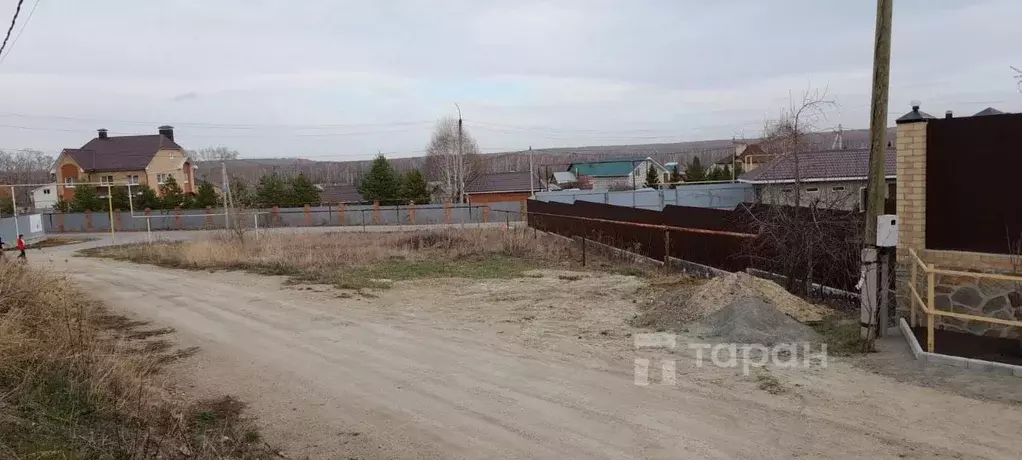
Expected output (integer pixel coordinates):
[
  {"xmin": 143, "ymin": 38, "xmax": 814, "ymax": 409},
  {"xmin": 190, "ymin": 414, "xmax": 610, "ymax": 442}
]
[{"xmin": 55, "ymin": 126, "xmax": 197, "ymax": 201}]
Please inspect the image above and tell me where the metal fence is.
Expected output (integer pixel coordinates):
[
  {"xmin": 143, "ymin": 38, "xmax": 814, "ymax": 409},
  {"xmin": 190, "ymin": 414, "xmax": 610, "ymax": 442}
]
[
  {"xmin": 43, "ymin": 201, "xmax": 527, "ymax": 233},
  {"xmin": 926, "ymin": 113, "xmax": 1022, "ymax": 254},
  {"xmin": 534, "ymin": 182, "xmax": 754, "ymax": 211}
]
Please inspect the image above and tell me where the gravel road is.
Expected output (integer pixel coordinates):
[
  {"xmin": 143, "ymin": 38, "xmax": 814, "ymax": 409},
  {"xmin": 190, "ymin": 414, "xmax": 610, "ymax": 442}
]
[{"xmin": 41, "ymin": 241, "xmax": 1022, "ymax": 460}]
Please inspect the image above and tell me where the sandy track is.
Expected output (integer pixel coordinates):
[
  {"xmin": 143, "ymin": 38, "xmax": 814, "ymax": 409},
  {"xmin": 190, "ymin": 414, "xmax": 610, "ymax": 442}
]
[{"xmin": 51, "ymin": 254, "xmax": 1022, "ymax": 460}]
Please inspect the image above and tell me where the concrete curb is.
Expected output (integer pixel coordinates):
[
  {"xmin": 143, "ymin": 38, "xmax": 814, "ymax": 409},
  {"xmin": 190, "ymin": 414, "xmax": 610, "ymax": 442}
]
[{"xmin": 898, "ymin": 318, "xmax": 1022, "ymax": 377}]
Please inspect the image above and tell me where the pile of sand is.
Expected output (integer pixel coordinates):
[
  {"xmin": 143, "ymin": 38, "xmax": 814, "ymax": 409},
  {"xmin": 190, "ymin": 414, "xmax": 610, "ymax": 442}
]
[
  {"xmin": 685, "ymin": 272, "xmax": 830, "ymax": 324},
  {"xmin": 633, "ymin": 272, "xmax": 830, "ymax": 332},
  {"xmin": 692, "ymin": 297, "xmax": 820, "ymax": 345}
]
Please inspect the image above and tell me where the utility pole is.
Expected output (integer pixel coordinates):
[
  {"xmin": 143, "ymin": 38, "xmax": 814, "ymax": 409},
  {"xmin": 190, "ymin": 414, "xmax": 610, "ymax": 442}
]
[
  {"xmin": 861, "ymin": 0, "xmax": 894, "ymax": 340},
  {"xmin": 455, "ymin": 103, "xmax": 464, "ymax": 204},
  {"xmin": 221, "ymin": 161, "xmax": 231, "ymax": 231},
  {"xmin": 528, "ymin": 146, "xmax": 535, "ymax": 197}
]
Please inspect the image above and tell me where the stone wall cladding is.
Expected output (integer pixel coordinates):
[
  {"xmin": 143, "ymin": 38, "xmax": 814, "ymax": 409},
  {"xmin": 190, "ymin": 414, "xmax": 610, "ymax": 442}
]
[{"xmin": 929, "ymin": 270, "xmax": 1022, "ymax": 339}]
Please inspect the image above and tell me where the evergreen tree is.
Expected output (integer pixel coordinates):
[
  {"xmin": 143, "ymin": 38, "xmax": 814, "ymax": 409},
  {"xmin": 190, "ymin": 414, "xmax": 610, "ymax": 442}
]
[
  {"xmin": 136, "ymin": 184, "xmax": 160, "ymax": 210},
  {"xmin": 400, "ymin": 170, "xmax": 431, "ymax": 204},
  {"xmin": 255, "ymin": 173, "xmax": 288, "ymax": 207},
  {"xmin": 683, "ymin": 157, "xmax": 707, "ymax": 182},
  {"xmin": 53, "ymin": 195, "xmax": 70, "ymax": 213},
  {"xmin": 358, "ymin": 155, "xmax": 402, "ymax": 204},
  {"xmin": 288, "ymin": 174, "xmax": 321, "ymax": 206},
  {"xmin": 0, "ymin": 196, "xmax": 12, "ymax": 215},
  {"xmin": 70, "ymin": 186, "xmax": 103, "ymax": 212},
  {"xmin": 668, "ymin": 164, "xmax": 682, "ymax": 189},
  {"xmin": 159, "ymin": 176, "xmax": 186, "ymax": 209},
  {"xmin": 719, "ymin": 164, "xmax": 733, "ymax": 181},
  {"xmin": 644, "ymin": 163, "xmax": 661, "ymax": 188},
  {"xmin": 229, "ymin": 176, "xmax": 251, "ymax": 207},
  {"xmin": 733, "ymin": 160, "xmax": 745, "ymax": 178},
  {"xmin": 109, "ymin": 186, "xmax": 130, "ymax": 211},
  {"xmin": 194, "ymin": 180, "xmax": 219, "ymax": 208}
]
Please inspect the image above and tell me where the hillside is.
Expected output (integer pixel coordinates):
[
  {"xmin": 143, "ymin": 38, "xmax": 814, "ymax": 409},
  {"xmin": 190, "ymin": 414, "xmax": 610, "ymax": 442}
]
[{"xmin": 196, "ymin": 127, "xmax": 892, "ymax": 186}]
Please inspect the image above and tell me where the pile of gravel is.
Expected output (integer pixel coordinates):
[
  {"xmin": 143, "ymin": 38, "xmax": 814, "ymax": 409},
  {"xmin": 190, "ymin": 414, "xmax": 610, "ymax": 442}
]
[{"xmin": 693, "ymin": 297, "xmax": 820, "ymax": 346}]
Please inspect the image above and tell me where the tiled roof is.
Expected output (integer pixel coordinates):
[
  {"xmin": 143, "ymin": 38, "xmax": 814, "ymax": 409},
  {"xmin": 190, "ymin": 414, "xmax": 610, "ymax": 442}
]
[
  {"xmin": 65, "ymin": 134, "xmax": 184, "ymax": 172},
  {"xmin": 318, "ymin": 185, "xmax": 365, "ymax": 203},
  {"xmin": 974, "ymin": 107, "xmax": 1005, "ymax": 116},
  {"xmin": 567, "ymin": 157, "xmax": 658, "ymax": 177},
  {"xmin": 738, "ymin": 148, "xmax": 896, "ymax": 184},
  {"xmin": 465, "ymin": 171, "xmax": 534, "ymax": 193}
]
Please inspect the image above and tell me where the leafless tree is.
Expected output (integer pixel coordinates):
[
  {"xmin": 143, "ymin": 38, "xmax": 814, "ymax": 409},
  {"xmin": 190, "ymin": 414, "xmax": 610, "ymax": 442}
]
[
  {"xmin": 189, "ymin": 146, "xmax": 241, "ymax": 162},
  {"xmin": 0, "ymin": 149, "xmax": 56, "ymax": 208},
  {"xmin": 1013, "ymin": 66, "xmax": 1022, "ymax": 93},
  {"xmin": 424, "ymin": 117, "xmax": 482, "ymax": 203}
]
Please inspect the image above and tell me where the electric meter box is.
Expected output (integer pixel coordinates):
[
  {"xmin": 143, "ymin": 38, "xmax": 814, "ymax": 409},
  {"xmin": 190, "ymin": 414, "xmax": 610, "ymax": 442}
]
[{"xmin": 876, "ymin": 214, "xmax": 898, "ymax": 247}]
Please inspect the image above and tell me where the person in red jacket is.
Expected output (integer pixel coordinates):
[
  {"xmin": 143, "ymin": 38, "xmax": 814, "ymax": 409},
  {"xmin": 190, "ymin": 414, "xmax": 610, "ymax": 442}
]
[{"xmin": 16, "ymin": 234, "xmax": 26, "ymax": 260}]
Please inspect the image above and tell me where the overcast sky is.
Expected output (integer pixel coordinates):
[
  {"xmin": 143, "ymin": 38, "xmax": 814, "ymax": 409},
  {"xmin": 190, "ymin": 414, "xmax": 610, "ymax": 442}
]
[{"xmin": 0, "ymin": 0, "xmax": 1019, "ymax": 160}]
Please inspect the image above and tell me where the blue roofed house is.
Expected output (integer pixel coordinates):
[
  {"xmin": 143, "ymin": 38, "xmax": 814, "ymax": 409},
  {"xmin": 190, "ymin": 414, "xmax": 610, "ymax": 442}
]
[{"xmin": 566, "ymin": 157, "xmax": 669, "ymax": 190}]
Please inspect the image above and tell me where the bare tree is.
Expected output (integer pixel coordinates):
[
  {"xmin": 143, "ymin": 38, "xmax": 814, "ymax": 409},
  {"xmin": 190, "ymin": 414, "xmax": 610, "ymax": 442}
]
[
  {"xmin": 189, "ymin": 146, "xmax": 241, "ymax": 162},
  {"xmin": 1013, "ymin": 66, "xmax": 1022, "ymax": 93},
  {"xmin": 424, "ymin": 117, "xmax": 482, "ymax": 203},
  {"xmin": 0, "ymin": 149, "xmax": 56, "ymax": 208}
]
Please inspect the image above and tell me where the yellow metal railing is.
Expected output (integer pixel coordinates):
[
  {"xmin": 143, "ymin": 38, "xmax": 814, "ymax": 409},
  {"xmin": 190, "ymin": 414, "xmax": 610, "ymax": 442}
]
[{"xmin": 907, "ymin": 248, "xmax": 1022, "ymax": 352}]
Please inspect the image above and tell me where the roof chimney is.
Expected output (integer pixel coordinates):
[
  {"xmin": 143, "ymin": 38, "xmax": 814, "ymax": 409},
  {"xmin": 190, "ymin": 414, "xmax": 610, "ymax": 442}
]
[
  {"xmin": 97, "ymin": 128, "xmax": 108, "ymax": 139},
  {"xmin": 158, "ymin": 125, "xmax": 174, "ymax": 142},
  {"xmin": 945, "ymin": 110, "xmax": 953, "ymax": 119}
]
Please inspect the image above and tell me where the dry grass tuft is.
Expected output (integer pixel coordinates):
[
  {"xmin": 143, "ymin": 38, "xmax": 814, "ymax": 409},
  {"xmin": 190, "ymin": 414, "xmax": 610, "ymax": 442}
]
[
  {"xmin": 82, "ymin": 228, "xmax": 581, "ymax": 289},
  {"xmin": 0, "ymin": 262, "xmax": 274, "ymax": 459}
]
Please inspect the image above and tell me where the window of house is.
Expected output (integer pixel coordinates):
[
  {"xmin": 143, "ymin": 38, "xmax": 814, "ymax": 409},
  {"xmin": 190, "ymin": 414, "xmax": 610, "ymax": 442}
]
[
  {"xmin": 157, "ymin": 173, "xmax": 169, "ymax": 184},
  {"xmin": 805, "ymin": 187, "xmax": 820, "ymax": 193},
  {"xmin": 43, "ymin": 188, "xmax": 51, "ymax": 195},
  {"xmin": 832, "ymin": 186, "xmax": 846, "ymax": 192},
  {"xmin": 127, "ymin": 175, "xmax": 140, "ymax": 185},
  {"xmin": 887, "ymin": 183, "xmax": 896, "ymax": 199},
  {"xmin": 64, "ymin": 177, "xmax": 75, "ymax": 188},
  {"xmin": 100, "ymin": 175, "xmax": 114, "ymax": 185}
]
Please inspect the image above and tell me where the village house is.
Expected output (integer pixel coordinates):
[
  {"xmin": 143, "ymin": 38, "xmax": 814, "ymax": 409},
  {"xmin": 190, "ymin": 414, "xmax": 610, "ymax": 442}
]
[
  {"xmin": 566, "ymin": 157, "xmax": 669, "ymax": 190},
  {"xmin": 30, "ymin": 183, "xmax": 58, "ymax": 211},
  {"xmin": 738, "ymin": 147, "xmax": 896, "ymax": 211},
  {"xmin": 464, "ymin": 171, "xmax": 535, "ymax": 205},
  {"xmin": 55, "ymin": 126, "xmax": 196, "ymax": 200}
]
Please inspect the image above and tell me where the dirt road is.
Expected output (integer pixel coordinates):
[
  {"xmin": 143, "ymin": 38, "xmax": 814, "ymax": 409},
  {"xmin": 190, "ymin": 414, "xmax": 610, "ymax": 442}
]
[{"xmin": 49, "ymin": 251, "xmax": 1022, "ymax": 460}]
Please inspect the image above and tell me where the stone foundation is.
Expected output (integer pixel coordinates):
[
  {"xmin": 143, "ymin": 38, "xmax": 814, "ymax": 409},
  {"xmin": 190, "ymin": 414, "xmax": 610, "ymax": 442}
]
[{"xmin": 931, "ymin": 274, "xmax": 1022, "ymax": 338}]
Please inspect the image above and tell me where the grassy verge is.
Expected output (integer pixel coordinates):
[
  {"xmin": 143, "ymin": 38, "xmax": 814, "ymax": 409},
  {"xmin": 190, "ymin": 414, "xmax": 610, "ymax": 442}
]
[
  {"xmin": 80, "ymin": 228, "xmax": 581, "ymax": 290},
  {"xmin": 0, "ymin": 263, "xmax": 275, "ymax": 459}
]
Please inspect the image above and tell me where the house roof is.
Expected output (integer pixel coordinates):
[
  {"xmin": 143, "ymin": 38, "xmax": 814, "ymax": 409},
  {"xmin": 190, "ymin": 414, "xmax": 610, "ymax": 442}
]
[
  {"xmin": 318, "ymin": 185, "xmax": 364, "ymax": 203},
  {"xmin": 974, "ymin": 107, "xmax": 1005, "ymax": 116},
  {"xmin": 567, "ymin": 157, "xmax": 662, "ymax": 177},
  {"xmin": 738, "ymin": 148, "xmax": 896, "ymax": 184},
  {"xmin": 64, "ymin": 134, "xmax": 184, "ymax": 172},
  {"xmin": 465, "ymin": 171, "xmax": 534, "ymax": 194}
]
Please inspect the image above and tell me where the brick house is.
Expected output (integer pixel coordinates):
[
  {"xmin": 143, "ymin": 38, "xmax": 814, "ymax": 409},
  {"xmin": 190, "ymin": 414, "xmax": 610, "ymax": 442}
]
[
  {"xmin": 465, "ymin": 171, "xmax": 535, "ymax": 205},
  {"xmin": 738, "ymin": 147, "xmax": 896, "ymax": 211},
  {"xmin": 55, "ymin": 126, "xmax": 196, "ymax": 200}
]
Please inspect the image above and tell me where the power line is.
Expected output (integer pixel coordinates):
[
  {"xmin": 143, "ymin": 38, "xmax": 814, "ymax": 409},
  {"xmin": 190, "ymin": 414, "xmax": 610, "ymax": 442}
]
[
  {"xmin": 0, "ymin": 113, "xmax": 434, "ymax": 130},
  {"xmin": 0, "ymin": 0, "xmax": 37, "ymax": 67},
  {"xmin": 0, "ymin": 0, "xmax": 24, "ymax": 58}
]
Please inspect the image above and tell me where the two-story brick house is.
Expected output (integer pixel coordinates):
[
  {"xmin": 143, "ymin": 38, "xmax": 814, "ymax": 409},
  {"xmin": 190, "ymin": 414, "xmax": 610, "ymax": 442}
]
[{"xmin": 56, "ymin": 126, "xmax": 196, "ymax": 200}]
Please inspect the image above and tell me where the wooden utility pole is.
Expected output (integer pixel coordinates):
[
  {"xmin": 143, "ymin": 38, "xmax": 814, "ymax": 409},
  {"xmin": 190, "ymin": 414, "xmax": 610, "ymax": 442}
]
[
  {"xmin": 861, "ymin": 0, "xmax": 894, "ymax": 340},
  {"xmin": 455, "ymin": 103, "xmax": 464, "ymax": 204},
  {"xmin": 528, "ymin": 146, "xmax": 535, "ymax": 197}
]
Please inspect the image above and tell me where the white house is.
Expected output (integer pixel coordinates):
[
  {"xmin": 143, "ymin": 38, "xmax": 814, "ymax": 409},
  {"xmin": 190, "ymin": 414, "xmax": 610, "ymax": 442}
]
[
  {"xmin": 31, "ymin": 183, "xmax": 58, "ymax": 211},
  {"xmin": 566, "ymin": 157, "xmax": 670, "ymax": 190}
]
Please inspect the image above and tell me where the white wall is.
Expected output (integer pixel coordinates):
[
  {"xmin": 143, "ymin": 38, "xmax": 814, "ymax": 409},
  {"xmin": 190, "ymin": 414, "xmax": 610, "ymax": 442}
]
[{"xmin": 32, "ymin": 185, "xmax": 58, "ymax": 211}]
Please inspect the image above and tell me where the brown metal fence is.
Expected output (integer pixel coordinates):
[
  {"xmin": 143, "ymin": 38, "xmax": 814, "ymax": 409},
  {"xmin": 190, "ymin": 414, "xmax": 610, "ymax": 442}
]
[
  {"xmin": 926, "ymin": 113, "xmax": 1022, "ymax": 254},
  {"xmin": 527, "ymin": 200, "xmax": 863, "ymax": 291}
]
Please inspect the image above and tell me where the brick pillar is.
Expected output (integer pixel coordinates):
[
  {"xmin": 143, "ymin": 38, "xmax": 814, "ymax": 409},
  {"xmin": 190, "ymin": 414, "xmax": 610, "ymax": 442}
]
[
  {"xmin": 205, "ymin": 206, "xmax": 214, "ymax": 229},
  {"xmin": 444, "ymin": 199, "xmax": 452, "ymax": 224},
  {"xmin": 337, "ymin": 203, "xmax": 345, "ymax": 226},
  {"xmin": 372, "ymin": 201, "xmax": 381, "ymax": 225},
  {"xmin": 408, "ymin": 201, "xmax": 416, "ymax": 225},
  {"xmin": 114, "ymin": 210, "xmax": 121, "ymax": 231},
  {"xmin": 895, "ymin": 112, "xmax": 932, "ymax": 259},
  {"xmin": 85, "ymin": 211, "xmax": 93, "ymax": 232},
  {"xmin": 520, "ymin": 199, "xmax": 528, "ymax": 222},
  {"xmin": 272, "ymin": 206, "xmax": 279, "ymax": 226},
  {"xmin": 57, "ymin": 213, "xmax": 64, "ymax": 232},
  {"xmin": 483, "ymin": 206, "xmax": 490, "ymax": 223},
  {"xmin": 304, "ymin": 204, "xmax": 312, "ymax": 226},
  {"xmin": 174, "ymin": 207, "xmax": 182, "ymax": 230}
]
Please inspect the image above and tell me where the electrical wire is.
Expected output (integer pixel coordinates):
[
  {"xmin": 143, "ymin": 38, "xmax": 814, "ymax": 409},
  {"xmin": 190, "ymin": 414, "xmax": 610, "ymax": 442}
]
[
  {"xmin": 0, "ymin": 0, "xmax": 37, "ymax": 67},
  {"xmin": 0, "ymin": 0, "xmax": 24, "ymax": 58}
]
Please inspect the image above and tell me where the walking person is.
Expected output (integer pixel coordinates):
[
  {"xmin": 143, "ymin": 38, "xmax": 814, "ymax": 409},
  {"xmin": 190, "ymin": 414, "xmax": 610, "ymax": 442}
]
[{"xmin": 16, "ymin": 234, "xmax": 26, "ymax": 261}]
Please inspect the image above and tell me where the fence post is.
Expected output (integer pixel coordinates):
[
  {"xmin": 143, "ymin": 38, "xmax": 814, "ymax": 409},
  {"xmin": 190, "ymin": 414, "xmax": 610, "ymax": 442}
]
[
  {"xmin": 56, "ymin": 212, "xmax": 64, "ymax": 232},
  {"xmin": 910, "ymin": 258, "xmax": 917, "ymax": 327},
  {"xmin": 581, "ymin": 235, "xmax": 587, "ymax": 267},
  {"xmin": 444, "ymin": 199, "xmax": 451, "ymax": 224},
  {"xmin": 272, "ymin": 206, "xmax": 279, "ymax": 227},
  {"xmin": 372, "ymin": 201, "xmax": 381, "ymax": 225},
  {"xmin": 663, "ymin": 230, "xmax": 670, "ymax": 269},
  {"xmin": 304, "ymin": 204, "xmax": 312, "ymax": 226},
  {"xmin": 337, "ymin": 203, "xmax": 345, "ymax": 226},
  {"xmin": 174, "ymin": 207, "xmax": 182, "ymax": 230},
  {"xmin": 85, "ymin": 211, "xmax": 93, "ymax": 232},
  {"xmin": 361, "ymin": 209, "xmax": 366, "ymax": 232},
  {"xmin": 520, "ymin": 199, "xmax": 527, "ymax": 222},
  {"xmin": 408, "ymin": 201, "xmax": 416, "ymax": 225},
  {"xmin": 483, "ymin": 206, "xmax": 490, "ymax": 223},
  {"xmin": 205, "ymin": 206, "xmax": 213, "ymax": 229},
  {"xmin": 926, "ymin": 264, "xmax": 936, "ymax": 353}
]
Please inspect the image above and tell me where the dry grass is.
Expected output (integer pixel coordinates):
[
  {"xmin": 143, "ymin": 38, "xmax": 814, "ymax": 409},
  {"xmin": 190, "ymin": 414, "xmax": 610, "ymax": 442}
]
[
  {"xmin": 82, "ymin": 228, "xmax": 582, "ymax": 290},
  {"xmin": 0, "ymin": 262, "xmax": 275, "ymax": 459}
]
